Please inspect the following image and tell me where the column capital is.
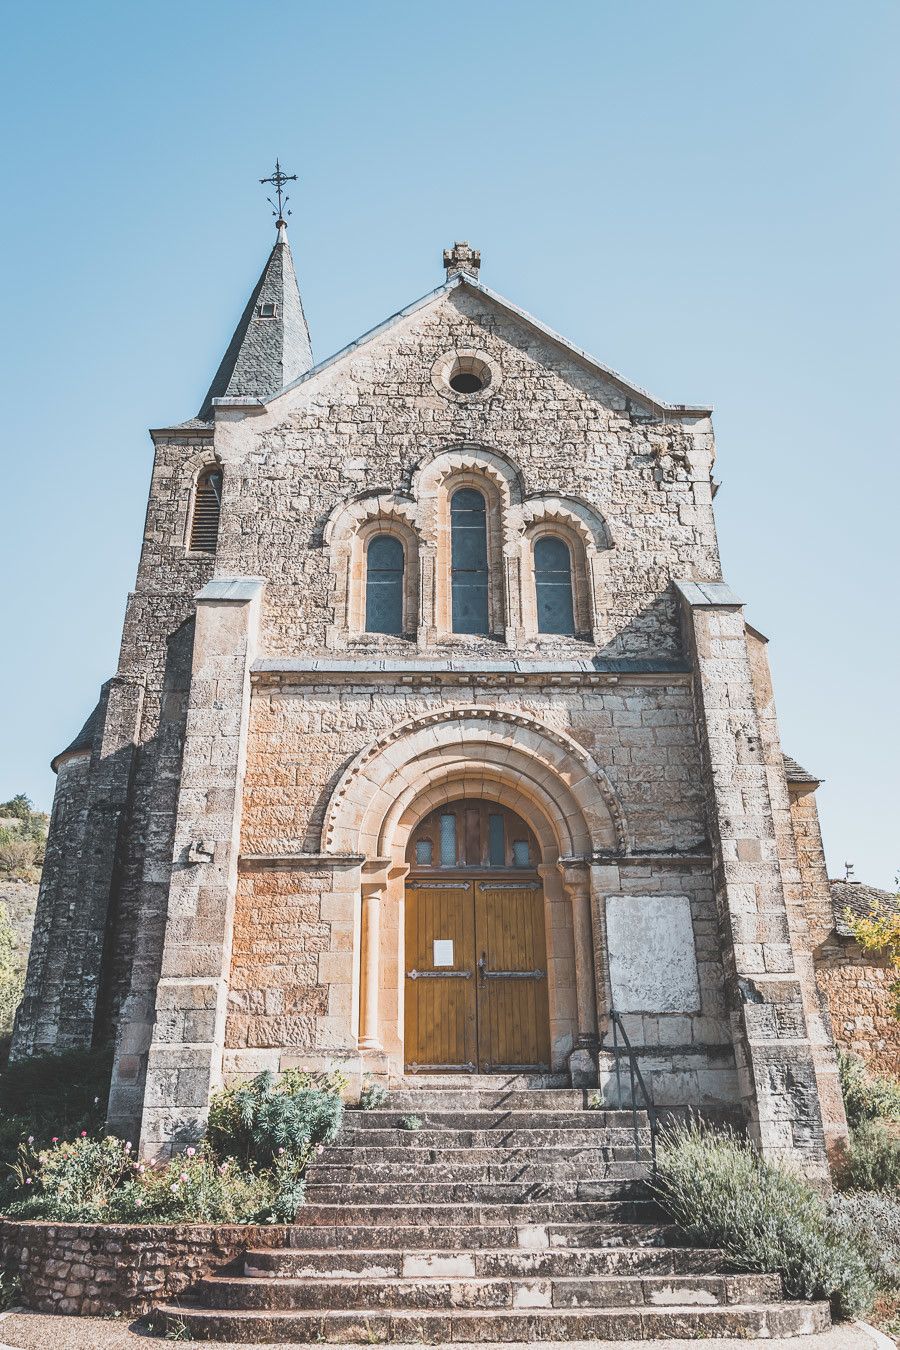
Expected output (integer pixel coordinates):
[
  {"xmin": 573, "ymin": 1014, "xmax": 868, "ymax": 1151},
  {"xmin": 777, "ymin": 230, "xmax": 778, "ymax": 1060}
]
[
  {"xmin": 557, "ymin": 857, "xmax": 591, "ymax": 893},
  {"xmin": 361, "ymin": 858, "xmax": 409, "ymax": 893}
]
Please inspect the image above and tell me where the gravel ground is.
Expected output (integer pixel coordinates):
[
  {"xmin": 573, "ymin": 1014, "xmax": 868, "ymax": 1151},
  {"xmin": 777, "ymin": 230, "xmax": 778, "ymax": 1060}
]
[{"xmin": 0, "ymin": 1310, "xmax": 891, "ymax": 1350}]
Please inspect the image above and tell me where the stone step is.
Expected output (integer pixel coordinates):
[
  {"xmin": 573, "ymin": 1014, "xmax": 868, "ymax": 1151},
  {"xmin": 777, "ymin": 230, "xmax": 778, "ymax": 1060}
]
[
  {"xmin": 156, "ymin": 1299, "xmax": 831, "ymax": 1342},
  {"xmin": 398, "ymin": 1073, "xmax": 570, "ymax": 1090},
  {"xmin": 305, "ymin": 1160, "xmax": 648, "ymax": 1184},
  {"xmin": 198, "ymin": 1271, "xmax": 782, "ymax": 1312},
  {"xmin": 322, "ymin": 1144, "xmax": 652, "ymax": 1166},
  {"xmin": 304, "ymin": 1179, "xmax": 650, "ymax": 1204},
  {"xmin": 244, "ymin": 1245, "xmax": 728, "ymax": 1279},
  {"xmin": 345, "ymin": 1109, "xmax": 647, "ymax": 1132},
  {"xmin": 281, "ymin": 1221, "xmax": 681, "ymax": 1251},
  {"xmin": 337, "ymin": 1126, "xmax": 650, "ymax": 1150},
  {"xmin": 294, "ymin": 1200, "xmax": 662, "ymax": 1226},
  {"xmin": 368, "ymin": 1089, "xmax": 589, "ymax": 1111}
]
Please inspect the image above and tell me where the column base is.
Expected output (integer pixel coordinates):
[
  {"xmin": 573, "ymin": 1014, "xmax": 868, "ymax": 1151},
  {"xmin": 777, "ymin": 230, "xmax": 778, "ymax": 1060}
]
[{"xmin": 568, "ymin": 1045, "xmax": 598, "ymax": 1088}]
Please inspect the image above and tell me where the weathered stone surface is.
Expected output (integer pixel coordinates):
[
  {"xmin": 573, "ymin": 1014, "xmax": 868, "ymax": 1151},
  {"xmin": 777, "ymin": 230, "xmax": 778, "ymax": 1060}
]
[
  {"xmin": 11, "ymin": 232, "xmax": 849, "ymax": 1178},
  {"xmin": 0, "ymin": 1220, "xmax": 289, "ymax": 1316},
  {"xmin": 606, "ymin": 895, "xmax": 701, "ymax": 1013}
]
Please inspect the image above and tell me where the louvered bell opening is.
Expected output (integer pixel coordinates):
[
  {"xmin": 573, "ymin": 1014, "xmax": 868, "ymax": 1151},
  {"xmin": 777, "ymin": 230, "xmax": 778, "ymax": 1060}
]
[{"xmin": 189, "ymin": 471, "xmax": 223, "ymax": 553}]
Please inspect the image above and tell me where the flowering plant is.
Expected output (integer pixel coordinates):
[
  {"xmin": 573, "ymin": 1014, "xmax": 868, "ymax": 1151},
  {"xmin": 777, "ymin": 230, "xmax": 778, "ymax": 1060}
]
[{"xmin": 2, "ymin": 1065, "xmax": 345, "ymax": 1225}]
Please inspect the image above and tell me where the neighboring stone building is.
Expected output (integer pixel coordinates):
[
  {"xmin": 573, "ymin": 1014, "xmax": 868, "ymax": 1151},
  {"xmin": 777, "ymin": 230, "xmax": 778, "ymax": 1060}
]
[
  {"xmin": 817, "ymin": 879, "xmax": 900, "ymax": 1075},
  {"xmin": 12, "ymin": 215, "xmax": 852, "ymax": 1177}
]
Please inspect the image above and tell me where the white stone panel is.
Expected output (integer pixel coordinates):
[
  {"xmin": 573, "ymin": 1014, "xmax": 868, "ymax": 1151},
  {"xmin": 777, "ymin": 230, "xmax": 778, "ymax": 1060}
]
[{"xmin": 606, "ymin": 894, "xmax": 701, "ymax": 1013}]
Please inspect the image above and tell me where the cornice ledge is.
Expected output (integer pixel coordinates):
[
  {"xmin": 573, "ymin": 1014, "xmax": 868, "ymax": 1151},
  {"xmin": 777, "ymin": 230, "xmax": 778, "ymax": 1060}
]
[{"xmin": 240, "ymin": 851, "xmax": 366, "ymax": 868}]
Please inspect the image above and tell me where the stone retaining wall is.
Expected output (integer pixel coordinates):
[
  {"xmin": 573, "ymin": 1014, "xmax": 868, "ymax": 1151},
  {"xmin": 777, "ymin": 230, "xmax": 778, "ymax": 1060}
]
[{"xmin": 0, "ymin": 1219, "xmax": 289, "ymax": 1316}]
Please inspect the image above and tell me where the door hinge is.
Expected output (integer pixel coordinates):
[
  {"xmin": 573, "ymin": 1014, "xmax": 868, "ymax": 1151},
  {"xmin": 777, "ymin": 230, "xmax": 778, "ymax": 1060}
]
[{"xmin": 407, "ymin": 968, "xmax": 472, "ymax": 980}]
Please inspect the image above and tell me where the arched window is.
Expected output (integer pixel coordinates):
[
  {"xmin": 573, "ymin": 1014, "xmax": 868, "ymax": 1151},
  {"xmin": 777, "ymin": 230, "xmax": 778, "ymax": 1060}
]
[
  {"xmin": 534, "ymin": 535, "xmax": 575, "ymax": 635},
  {"xmin": 189, "ymin": 467, "xmax": 223, "ymax": 553},
  {"xmin": 365, "ymin": 534, "xmax": 405, "ymax": 635},
  {"xmin": 450, "ymin": 487, "xmax": 489, "ymax": 634}
]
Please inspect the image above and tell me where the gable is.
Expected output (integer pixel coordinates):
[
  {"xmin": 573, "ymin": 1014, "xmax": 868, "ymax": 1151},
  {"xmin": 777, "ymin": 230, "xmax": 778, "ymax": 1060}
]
[{"xmin": 246, "ymin": 275, "xmax": 710, "ymax": 424}]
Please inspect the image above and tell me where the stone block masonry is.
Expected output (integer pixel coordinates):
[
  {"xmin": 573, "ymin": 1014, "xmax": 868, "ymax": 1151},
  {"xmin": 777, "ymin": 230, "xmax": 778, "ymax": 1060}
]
[
  {"xmin": 139, "ymin": 579, "xmax": 265, "ymax": 1156},
  {"xmin": 13, "ymin": 235, "xmax": 850, "ymax": 1181},
  {"xmin": 676, "ymin": 583, "xmax": 835, "ymax": 1179},
  {"xmin": 0, "ymin": 1219, "xmax": 289, "ymax": 1316}
]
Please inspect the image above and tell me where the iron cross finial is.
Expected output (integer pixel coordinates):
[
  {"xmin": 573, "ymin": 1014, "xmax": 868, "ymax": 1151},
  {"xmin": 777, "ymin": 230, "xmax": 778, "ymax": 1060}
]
[{"xmin": 260, "ymin": 159, "xmax": 298, "ymax": 224}]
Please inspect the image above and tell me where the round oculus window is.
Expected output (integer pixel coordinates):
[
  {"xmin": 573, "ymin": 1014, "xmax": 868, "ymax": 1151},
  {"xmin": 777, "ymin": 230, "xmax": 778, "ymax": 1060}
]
[
  {"xmin": 449, "ymin": 370, "xmax": 484, "ymax": 394},
  {"xmin": 431, "ymin": 349, "xmax": 501, "ymax": 400}
]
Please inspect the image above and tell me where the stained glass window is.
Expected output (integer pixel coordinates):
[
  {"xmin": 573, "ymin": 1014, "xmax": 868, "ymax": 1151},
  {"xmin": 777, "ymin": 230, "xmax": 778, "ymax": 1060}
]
[
  {"xmin": 450, "ymin": 488, "xmax": 489, "ymax": 634},
  {"xmin": 415, "ymin": 839, "xmax": 433, "ymax": 866},
  {"xmin": 512, "ymin": 839, "xmax": 531, "ymax": 867},
  {"xmin": 534, "ymin": 535, "xmax": 575, "ymax": 635},
  {"xmin": 365, "ymin": 534, "xmax": 404, "ymax": 635}
]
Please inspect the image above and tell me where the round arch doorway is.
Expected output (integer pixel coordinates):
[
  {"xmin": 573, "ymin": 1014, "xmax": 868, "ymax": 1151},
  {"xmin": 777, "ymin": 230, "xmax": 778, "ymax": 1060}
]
[{"xmin": 404, "ymin": 799, "xmax": 551, "ymax": 1074}]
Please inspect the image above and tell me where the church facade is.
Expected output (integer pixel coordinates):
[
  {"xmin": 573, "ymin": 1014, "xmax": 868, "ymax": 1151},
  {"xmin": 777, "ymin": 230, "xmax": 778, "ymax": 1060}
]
[{"xmin": 13, "ymin": 222, "xmax": 848, "ymax": 1177}]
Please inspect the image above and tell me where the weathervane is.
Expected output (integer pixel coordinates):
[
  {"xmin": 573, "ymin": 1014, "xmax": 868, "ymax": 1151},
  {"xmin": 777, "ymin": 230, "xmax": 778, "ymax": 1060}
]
[{"xmin": 260, "ymin": 159, "xmax": 297, "ymax": 224}]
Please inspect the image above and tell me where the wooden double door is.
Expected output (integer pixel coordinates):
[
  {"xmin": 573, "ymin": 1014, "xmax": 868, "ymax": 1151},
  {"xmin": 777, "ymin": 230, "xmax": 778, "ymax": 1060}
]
[{"xmin": 404, "ymin": 876, "xmax": 551, "ymax": 1073}]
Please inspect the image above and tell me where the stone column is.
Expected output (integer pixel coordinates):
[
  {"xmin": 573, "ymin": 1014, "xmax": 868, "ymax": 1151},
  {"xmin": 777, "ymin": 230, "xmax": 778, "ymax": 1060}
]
[
  {"xmin": 359, "ymin": 860, "xmax": 409, "ymax": 1058},
  {"xmin": 558, "ymin": 861, "xmax": 599, "ymax": 1086},
  {"xmin": 139, "ymin": 577, "xmax": 264, "ymax": 1158},
  {"xmin": 359, "ymin": 860, "xmax": 389, "ymax": 1052},
  {"xmin": 675, "ymin": 581, "xmax": 830, "ymax": 1181}
]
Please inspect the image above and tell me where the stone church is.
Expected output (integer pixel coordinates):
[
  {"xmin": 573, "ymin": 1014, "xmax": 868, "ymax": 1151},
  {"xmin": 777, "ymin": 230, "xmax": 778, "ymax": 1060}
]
[{"xmin": 13, "ymin": 210, "xmax": 850, "ymax": 1178}]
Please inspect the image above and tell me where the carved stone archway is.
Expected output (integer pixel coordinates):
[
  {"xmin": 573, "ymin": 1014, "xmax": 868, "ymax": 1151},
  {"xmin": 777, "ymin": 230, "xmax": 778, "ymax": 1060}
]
[{"xmin": 322, "ymin": 707, "xmax": 628, "ymax": 1083}]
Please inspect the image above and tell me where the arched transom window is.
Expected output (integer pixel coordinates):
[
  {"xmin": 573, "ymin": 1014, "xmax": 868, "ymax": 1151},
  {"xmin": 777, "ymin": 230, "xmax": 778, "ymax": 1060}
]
[
  {"xmin": 534, "ymin": 535, "xmax": 575, "ymax": 635},
  {"xmin": 365, "ymin": 534, "xmax": 405, "ymax": 635},
  {"xmin": 450, "ymin": 487, "xmax": 490, "ymax": 635},
  {"xmin": 407, "ymin": 800, "xmax": 540, "ymax": 871}
]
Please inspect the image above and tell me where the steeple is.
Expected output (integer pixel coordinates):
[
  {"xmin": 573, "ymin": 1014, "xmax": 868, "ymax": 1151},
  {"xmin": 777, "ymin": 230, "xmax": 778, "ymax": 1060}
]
[{"xmin": 198, "ymin": 165, "xmax": 313, "ymax": 418}]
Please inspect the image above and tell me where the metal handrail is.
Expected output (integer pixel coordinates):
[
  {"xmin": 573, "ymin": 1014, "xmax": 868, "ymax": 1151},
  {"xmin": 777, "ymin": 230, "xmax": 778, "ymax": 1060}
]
[{"xmin": 609, "ymin": 1008, "xmax": 659, "ymax": 1171}]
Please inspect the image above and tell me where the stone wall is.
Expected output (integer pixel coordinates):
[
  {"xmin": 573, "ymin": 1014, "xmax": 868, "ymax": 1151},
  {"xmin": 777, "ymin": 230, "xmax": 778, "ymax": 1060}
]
[
  {"xmin": 787, "ymin": 779, "xmax": 900, "ymax": 1079},
  {"xmin": 0, "ymin": 1219, "xmax": 288, "ymax": 1316},
  {"xmin": 210, "ymin": 288, "xmax": 720, "ymax": 664},
  {"xmin": 16, "ymin": 260, "xmax": 845, "ymax": 1177},
  {"xmin": 745, "ymin": 628, "xmax": 848, "ymax": 1162},
  {"xmin": 816, "ymin": 940, "xmax": 900, "ymax": 1076}
]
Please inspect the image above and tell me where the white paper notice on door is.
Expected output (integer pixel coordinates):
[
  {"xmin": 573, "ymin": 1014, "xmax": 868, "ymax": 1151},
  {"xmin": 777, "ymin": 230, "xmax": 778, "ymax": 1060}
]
[{"xmin": 433, "ymin": 939, "xmax": 454, "ymax": 967}]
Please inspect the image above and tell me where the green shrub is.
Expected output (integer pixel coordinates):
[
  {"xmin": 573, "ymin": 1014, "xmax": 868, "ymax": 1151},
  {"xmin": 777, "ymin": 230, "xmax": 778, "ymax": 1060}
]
[
  {"xmin": 650, "ymin": 1121, "xmax": 875, "ymax": 1320},
  {"xmin": 207, "ymin": 1069, "xmax": 344, "ymax": 1170},
  {"xmin": 838, "ymin": 1052, "xmax": 900, "ymax": 1129},
  {"xmin": 839, "ymin": 1121, "xmax": 900, "ymax": 1193},
  {"xmin": 358, "ymin": 1081, "xmax": 389, "ymax": 1111},
  {"xmin": 7, "ymin": 1134, "xmax": 133, "ymax": 1221},
  {"xmin": 829, "ymin": 1192, "xmax": 900, "ymax": 1291},
  {"xmin": 0, "ymin": 795, "xmax": 48, "ymax": 881},
  {"xmin": 399, "ymin": 1115, "xmax": 422, "ymax": 1131},
  {"xmin": 5, "ymin": 1135, "xmax": 287, "ymax": 1224},
  {"xmin": 2, "ymin": 1068, "xmax": 342, "ymax": 1225}
]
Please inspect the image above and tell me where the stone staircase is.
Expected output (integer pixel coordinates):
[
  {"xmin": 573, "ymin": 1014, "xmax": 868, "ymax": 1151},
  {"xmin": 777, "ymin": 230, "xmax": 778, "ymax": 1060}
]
[{"xmin": 156, "ymin": 1076, "xmax": 830, "ymax": 1342}]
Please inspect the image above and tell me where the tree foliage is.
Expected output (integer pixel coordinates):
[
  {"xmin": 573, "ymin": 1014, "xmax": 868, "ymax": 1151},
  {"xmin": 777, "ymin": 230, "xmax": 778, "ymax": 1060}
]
[
  {"xmin": 0, "ymin": 793, "xmax": 48, "ymax": 881},
  {"xmin": 845, "ymin": 895, "xmax": 900, "ymax": 1019}
]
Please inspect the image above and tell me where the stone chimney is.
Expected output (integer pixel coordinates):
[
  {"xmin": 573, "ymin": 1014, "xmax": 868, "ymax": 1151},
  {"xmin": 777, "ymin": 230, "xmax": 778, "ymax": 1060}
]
[{"xmin": 443, "ymin": 241, "xmax": 481, "ymax": 281}]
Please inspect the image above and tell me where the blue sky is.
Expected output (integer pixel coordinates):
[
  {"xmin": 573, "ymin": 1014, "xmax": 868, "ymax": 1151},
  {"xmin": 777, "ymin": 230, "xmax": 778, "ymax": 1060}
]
[{"xmin": 0, "ymin": 1, "xmax": 897, "ymax": 886}]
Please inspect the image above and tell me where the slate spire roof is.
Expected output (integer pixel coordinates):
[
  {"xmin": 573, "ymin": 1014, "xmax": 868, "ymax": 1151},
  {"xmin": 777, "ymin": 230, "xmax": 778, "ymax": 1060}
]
[{"xmin": 198, "ymin": 220, "xmax": 313, "ymax": 419}]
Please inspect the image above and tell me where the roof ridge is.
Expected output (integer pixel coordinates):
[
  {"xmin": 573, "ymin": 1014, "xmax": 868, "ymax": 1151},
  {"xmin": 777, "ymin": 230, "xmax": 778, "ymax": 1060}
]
[{"xmin": 266, "ymin": 274, "xmax": 711, "ymax": 417}]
